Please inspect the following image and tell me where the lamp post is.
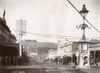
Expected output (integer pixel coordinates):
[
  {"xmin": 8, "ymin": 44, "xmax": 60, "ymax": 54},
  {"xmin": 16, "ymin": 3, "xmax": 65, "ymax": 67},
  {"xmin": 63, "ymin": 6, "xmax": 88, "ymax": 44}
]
[
  {"xmin": 77, "ymin": 4, "xmax": 90, "ymax": 41},
  {"xmin": 77, "ymin": 4, "xmax": 91, "ymax": 68}
]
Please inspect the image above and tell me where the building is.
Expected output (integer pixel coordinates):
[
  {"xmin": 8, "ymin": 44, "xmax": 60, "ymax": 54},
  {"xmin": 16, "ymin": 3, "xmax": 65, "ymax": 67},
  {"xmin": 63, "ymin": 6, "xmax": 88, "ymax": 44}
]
[
  {"xmin": 57, "ymin": 39, "xmax": 74, "ymax": 56},
  {"xmin": 57, "ymin": 38, "xmax": 100, "ymax": 68},
  {"xmin": 0, "ymin": 10, "xmax": 19, "ymax": 66},
  {"xmin": 72, "ymin": 38, "xmax": 100, "ymax": 68},
  {"xmin": 89, "ymin": 39, "xmax": 100, "ymax": 66}
]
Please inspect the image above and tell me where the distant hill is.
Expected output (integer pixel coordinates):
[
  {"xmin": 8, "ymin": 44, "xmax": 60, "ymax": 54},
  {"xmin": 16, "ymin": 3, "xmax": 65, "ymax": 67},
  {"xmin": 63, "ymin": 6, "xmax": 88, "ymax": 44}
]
[
  {"xmin": 37, "ymin": 42, "xmax": 57, "ymax": 55},
  {"xmin": 39, "ymin": 42, "xmax": 57, "ymax": 50},
  {"xmin": 22, "ymin": 40, "xmax": 58, "ymax": 55}
]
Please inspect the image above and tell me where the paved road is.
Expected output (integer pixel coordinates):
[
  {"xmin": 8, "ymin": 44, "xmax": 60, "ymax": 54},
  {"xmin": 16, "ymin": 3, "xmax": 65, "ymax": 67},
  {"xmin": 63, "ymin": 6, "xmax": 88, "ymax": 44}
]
[{"xmin": 0, "ymin": 63, "xmax": 100, "ymax": 73}]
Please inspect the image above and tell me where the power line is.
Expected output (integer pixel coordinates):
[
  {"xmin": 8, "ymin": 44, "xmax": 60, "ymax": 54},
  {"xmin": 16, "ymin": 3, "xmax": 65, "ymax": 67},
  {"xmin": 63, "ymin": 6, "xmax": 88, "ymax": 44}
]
[
  {"xmin": 12, "ymin": 29, "xmax": 75, "ymax": 39},
  {"xmin": 22, "ymin": 31, "xmax": 72, "ymax": 38},
  {"xmin": 67, "ymin": 0, "xmax": 100, "ymax": 34}
]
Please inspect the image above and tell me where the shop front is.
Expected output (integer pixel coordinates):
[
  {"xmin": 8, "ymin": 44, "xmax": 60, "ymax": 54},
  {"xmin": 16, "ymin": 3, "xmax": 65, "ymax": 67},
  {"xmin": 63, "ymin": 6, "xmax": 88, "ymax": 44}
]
[
  {"xmin": 89, "ymin": 44, "xmax": 100, "ymax": 67},
  {"xmin": 0, "ymin": 42, "xmax": 19, "ymax": 66}
]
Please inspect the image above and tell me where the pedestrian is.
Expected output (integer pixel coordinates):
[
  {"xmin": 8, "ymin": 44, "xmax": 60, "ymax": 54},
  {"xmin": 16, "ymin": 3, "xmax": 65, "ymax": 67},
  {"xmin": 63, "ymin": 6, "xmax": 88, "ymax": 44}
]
[
  {"xmin": 55, "ymin": 57, "xmax": 58, "ymax": 64},
  {"xmin": 71, "ymin": 54, "xmax": 77, "ymax": 68}
]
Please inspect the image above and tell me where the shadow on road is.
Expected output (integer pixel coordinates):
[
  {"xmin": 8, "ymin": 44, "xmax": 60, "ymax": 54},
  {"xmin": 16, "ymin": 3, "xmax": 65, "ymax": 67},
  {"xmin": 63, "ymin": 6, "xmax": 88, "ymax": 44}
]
[{"xmin": 0, "ymin": 68, "xmax": 88, "ymax": 73}]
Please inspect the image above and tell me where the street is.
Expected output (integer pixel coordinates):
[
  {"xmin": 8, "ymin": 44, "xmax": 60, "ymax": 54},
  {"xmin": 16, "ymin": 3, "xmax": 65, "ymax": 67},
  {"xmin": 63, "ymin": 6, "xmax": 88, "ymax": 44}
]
[{"xmin": 0, "ymin": 62, "xmax": 100, "ymax": 73}]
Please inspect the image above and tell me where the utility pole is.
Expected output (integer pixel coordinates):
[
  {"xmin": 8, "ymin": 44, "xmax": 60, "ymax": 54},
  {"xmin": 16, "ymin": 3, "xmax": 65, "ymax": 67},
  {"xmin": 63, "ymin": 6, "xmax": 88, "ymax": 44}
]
[
  {"xmin": 19, "ymin": 19, "xmax": 22, "ymax": 57},
  {"xmin": 16, "ymin": 19, "xmax": 26, "ymax": 57}
]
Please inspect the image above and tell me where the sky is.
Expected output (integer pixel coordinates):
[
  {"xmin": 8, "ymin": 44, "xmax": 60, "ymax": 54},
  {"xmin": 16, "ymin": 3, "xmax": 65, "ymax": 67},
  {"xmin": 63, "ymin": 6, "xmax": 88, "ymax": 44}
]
[{"xmin": 0, "ymin": 0, "xmax": 100, "ymax": 42}]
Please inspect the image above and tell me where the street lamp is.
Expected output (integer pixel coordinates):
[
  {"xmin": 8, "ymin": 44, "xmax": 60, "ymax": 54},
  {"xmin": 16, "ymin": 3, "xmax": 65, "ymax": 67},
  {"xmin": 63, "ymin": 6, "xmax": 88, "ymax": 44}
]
[
  {"xmin": 79, "ymin": 4, "xmax": 89, "ymax": 19},
  {"xmin": 77, "ymin": 4, "xmax": 91, "ymax": 68},
  {"xmin": 77, "ymin": 4, "xmax": 90, "ymax": 41}
]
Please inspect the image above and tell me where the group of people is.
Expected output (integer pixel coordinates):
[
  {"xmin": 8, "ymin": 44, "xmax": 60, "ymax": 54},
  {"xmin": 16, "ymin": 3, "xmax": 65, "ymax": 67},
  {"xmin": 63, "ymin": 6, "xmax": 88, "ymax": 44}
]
[
  {"xmin": 44, "ymin": 54, "xmax": 77, "ymax": 68},
  {"xmin": 0, "ymin": 52, "xmax": 29, "ymax": 67},
  {"xmin": 0, "ymin": 56, "xmax": 23, "ymax": 66}
]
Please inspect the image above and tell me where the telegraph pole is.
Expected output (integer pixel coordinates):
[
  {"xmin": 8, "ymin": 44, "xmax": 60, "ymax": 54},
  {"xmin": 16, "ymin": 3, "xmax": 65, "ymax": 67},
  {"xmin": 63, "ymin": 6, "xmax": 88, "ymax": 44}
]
[
  {"xmin": 16, "ymin": 19, "xmax": 26, "ymax": 57},
  {"xmin": 19, "ymin": 19, "xmax": 22, "ymax": 57}
]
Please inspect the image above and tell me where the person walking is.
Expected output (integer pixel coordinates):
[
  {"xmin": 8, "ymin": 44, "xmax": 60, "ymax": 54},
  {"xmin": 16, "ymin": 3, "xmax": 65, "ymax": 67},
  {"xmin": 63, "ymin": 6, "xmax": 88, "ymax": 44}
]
[{"xmin": 71, "ymin": 54, "xmax": 77, "ymax": 68}]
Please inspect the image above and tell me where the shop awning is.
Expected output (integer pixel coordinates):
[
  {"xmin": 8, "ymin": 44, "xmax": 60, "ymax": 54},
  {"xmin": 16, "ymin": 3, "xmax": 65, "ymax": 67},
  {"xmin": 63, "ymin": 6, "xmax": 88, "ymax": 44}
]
[{"xmin": 0, "ymin": 42, "xmax": 19, "ymax": 47}]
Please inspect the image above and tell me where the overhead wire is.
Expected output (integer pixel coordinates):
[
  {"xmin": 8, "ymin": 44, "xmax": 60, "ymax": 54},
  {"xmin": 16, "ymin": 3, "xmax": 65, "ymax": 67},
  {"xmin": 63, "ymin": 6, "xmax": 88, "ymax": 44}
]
[
  {"xmin": 12, "ymin": 29, "xmax": 72, "ymax": 39},
  {"xmin": 22, "ymin": 31, "xmax": 72, "ymax": 39}
]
